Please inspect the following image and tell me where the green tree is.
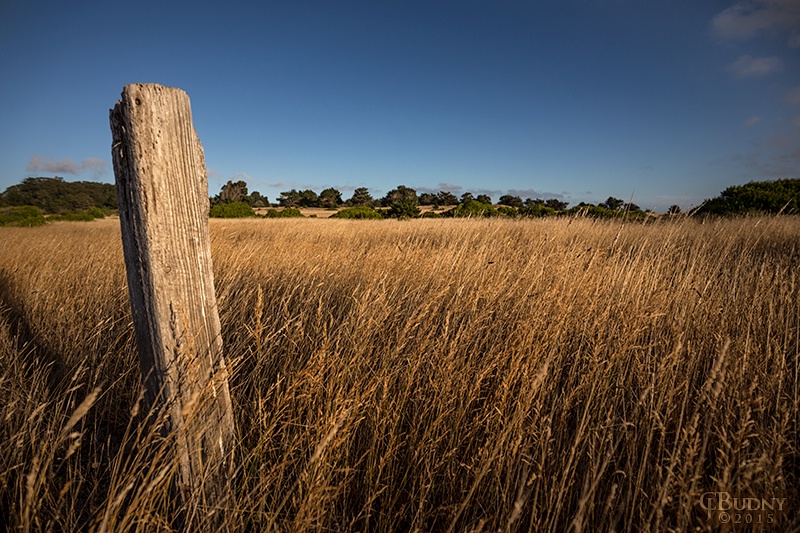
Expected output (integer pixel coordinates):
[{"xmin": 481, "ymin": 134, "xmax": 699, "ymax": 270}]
[
  {"xmin": 601, "ymin": 197, "xmax": 625, "ymax": 210},
  {"xmin": 298, "ymin": 189, "xmax": 319, "ymax": 208},
  {"xmin": 247, "ymin": 191, "xmax": 267, "ymax": 207},
  {"xmin": 460, "ymin": 192, "xmax": 474, "ymax": 203},
  {"xmin": 279, "ymin": 189, "xmax": 302, "ymax": 207},
  {"xmin": 499, "ymin": 195, "xmax": 523, "ymax": 208},
  {"xmin": 348, "ymin": 187, "xmax": 374, "ymax": 207},
  {"xmin": 544, "ymin": 198, "xmax": 569, "ymax": 211},
  {"xmin": 696, "ymin": 178, "xmax": 800, "ymax": 216},
  {"xmin": 319, "ymin": 188, "xmax": 342, "ymax": 209},
  {"xmin": 436, "ymin": 191, "xmax": 459, "ymax": 206},
  {"xmin": 383, "ymin": 185, "xmax": 420, "ymax": 218},
  {"xmin": 219, "ymin": 180, "xmax": 248, "ymax": 203},
  {"xmin": 476, "ymin": 194, "xmax": 492, "ymax": 204},
  {"xmin": 0, "ymin": 177, "xmax": 117, "ymax": 214},
  {"xmin": 668, "ymin": 204, "xmax": 681, "ymax": 215},
  {"xmin": 418, "ymin": 192, "xmax": 438, "ymax": 206}
]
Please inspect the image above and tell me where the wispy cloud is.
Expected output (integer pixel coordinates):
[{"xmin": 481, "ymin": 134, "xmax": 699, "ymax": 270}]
[
  {"xmin": 415, "ymin": 182, "xmax": 464, "ymax": 195},
  {"xmin": 507, "ymin": 188, "xmax": 566, "ymax": 200},
  {"xmin": 743, "ymin": 115, "xmax": 762, "ymax": 127},
  {"xmin": 713, "ymin": 0, "xmax": 800, "ymax": 47},
  {"xmin": 787, "ymin": 85, "xmax": 800, "ymax": 106},
  {"xmin": 728, "ymin": 55, "xmax": 783, "ymax": 77},
  {"xmin": 27, "ymin": 154, "xmax": 108, "ymax": 177},
  {"xmin": 731, "ymin": 130, "xmax": 800, "ymax": 177}
]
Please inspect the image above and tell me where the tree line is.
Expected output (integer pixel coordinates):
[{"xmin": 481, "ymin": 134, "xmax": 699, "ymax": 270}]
[
  {"xmin": 0, "ymin": 177, "xmax": 117, "ymax": 213},
  {"xmin": 1, "ymin": 176, "xmax": 797, "ymax": 224},
  {"xmin": 211, "ymin": 180, "xmax": 657, "ymax": 219}
]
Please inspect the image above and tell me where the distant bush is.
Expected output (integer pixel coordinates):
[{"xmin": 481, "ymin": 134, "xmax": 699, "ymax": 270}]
[
  {"xmin": 210, "ymin": 202, "xmax": 256, "ymax": 218},
  {"xmin": 444, "ymin": 200, "xmax": 498, "ymax": 218},
  {"xmin": 49, "ymin": 211, "xmax": 94, "ymax": 221},
  {"xmin": 519, "ymin": 205, "xmax": 555, "ymax": 218},
  {"xmin": 330, "ymin": 206, "xmax": 384, "ymax": 219},
  {"xmin": 262, "ymin": 207, "xmax": 304, "ymax": 218},
  {"xmin": 568, "ymin": 205, "xmax": 618, "ymax": 218},
  {"xmin": 47, "ymin": 206, "xmax": 115, "ymax": 222},
  {"xmin": 0, "ymin": 205, "xmax": 47, "ymax": 226},
  {"xmin": 496, "ymin": 206, "xmax": 519, "ymax": 217},
  {"xmin": 420, "ymin": 211, "xmax": 441, "ymax": 218}
]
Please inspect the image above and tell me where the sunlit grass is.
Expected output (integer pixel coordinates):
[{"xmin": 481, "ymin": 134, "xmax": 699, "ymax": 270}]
[{"xmin": 1, "ymin": 216, "xmax": 798, "ymax": 531}]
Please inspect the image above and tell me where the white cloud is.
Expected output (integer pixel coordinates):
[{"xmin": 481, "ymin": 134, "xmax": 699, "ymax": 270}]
[
  {"xmin": 713, "ymin": 0, "xmax": 800, "ymax": 47},
  {"xmin": 728, "ymin": 55, "xmax": 783, "ymax": 77},
  {"xmin": 26, "ymin": 154, "xmax": 108, "ymax": 177}
]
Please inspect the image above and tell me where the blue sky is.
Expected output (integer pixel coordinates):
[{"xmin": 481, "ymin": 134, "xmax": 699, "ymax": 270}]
[{"xmin": 1, "ymin": 0, "xmax": 799, "ymax": 210}]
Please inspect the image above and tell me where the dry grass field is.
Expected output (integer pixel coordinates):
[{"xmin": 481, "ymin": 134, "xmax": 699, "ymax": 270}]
[{"xmin": 1, "ymin": 215, "xmax": 798, "ymax": 531}]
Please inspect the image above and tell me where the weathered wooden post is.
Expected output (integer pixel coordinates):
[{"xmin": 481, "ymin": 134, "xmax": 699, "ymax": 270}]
[{"xmin": 109, "ymin": 83, "xmax": 235, "ymax": 508}]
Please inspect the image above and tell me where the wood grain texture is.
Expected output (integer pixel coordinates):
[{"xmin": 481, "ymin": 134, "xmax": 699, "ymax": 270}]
[{"xmin": 110, "ymin": 83, "xmax": 235, "ymax": 505}]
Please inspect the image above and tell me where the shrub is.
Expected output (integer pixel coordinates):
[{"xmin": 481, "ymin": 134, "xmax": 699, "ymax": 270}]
[
  {"xmin": 496, "ymin": 206, "xmax": 518, "ymax": 217},
  {"xmin": 330, "ymin": 206, "xmax": 384, "ymax": 220},
  {"xmin": 519, "ymin": 205, "xmax": 555, "ymax": 218},
  {"xmin": 444, "ymin": 200, "xmax": 498, "ymax": 218},
  {"xmin": 0, "ymin": 205, "xmax": 47, "ymax": 226},
  {"xmin": 210, "ymin": 202, "xmax": 256, "ymax": 218},
  {"xmin": 567, "ymin": 205, "xmax": 617, "ymax": 218},
  {"xmin": 262, "ymin": 207, "xmax": 304, "ymax": 218}
]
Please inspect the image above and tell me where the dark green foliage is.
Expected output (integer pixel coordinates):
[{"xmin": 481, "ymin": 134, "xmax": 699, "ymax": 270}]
[
  {"xmin": 444, "ymin": 200, "xmax": 498, "ymax": 218},
  {"xmin": 420, "ymin": 211, "xmax": 442, "ymax": 218},
  {"xmin": 383, "ymin": 185, "xmax": 420, "ymax": 219},
  {"xmin": 330, "ymin": 206, "xmax": 384, "ymax": 219},
  {"xmin": 210, "ymin": 202, "xmax": 256, "ymax": 218},
  {"xmin": 519, "ymin": 204, "xmax": 555, "ymax": 218},
  {"xmin": 600, "ymin": 197, "xmax": 625, "ymax": 210},
  {"xmin": 475, "ymin": 194, "xmax": 492, "ymax": 204},
  {"xmin": 279, "ymin": 189, "xmax": 319, "ymax": 208},
  {"xmin": 347, "ymin": 187, "xmax": 374, "ymax": 207},
  {"xmin": 568, "ymin": 205, "xmax": 618, "ymax": 218},
  {"xmin": 436, "ymin": 191, "xmax": 459, "ymax": 206},
  {"xmin": 319, "ymin": 188, "xmax": 343, "ymax": 209},
  {"xmin": 696, "ymin": 178, "xmax": 800, "ymax": 216},
  {"xmin": 219, "ymin": 180, "xmax": 248, "ymax": 203},
  {"xmin": 278, "ymin": 189, "xmax": 301, "ymax": 207},
  {"xmin": 262, "ymin": 207, "xmax": 304, "ymax": 218},
  {"xmin": 248, "ymin": 191, "xmax": 267, "ymax": 207},
  {"xmin": 545, "ymin": 198, "xmax": 569, "ymax": 211},
  {"xmin": 418, "ymin": 192, "xmax": 438, "ymax": 206},
  {"xmin": 498, "ymin": 195, "xmax": 523, "ymax": 208},
  {"xmin": 496, "ymin": 206, "xmax": 518, "ymax": 217},
  {"xmin": 668, "ymin": 205, "xmax": 682, "ymax": 215},
  {"xmin": 0, "ymin": 205, "xmax": 47, "ymax": 226},
  {"xmin": 48, "ymin": 211, "xmax": 94, "ymax": 221},
  {"xmin": 0, "ymin": 177, "xmax": 117, "ymax": 214}
]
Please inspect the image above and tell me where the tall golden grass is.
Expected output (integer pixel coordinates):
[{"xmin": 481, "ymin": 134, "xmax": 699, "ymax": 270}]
[{"xmin": 0, "ymin": 215, "xmax": 798, "ymax": 531}]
